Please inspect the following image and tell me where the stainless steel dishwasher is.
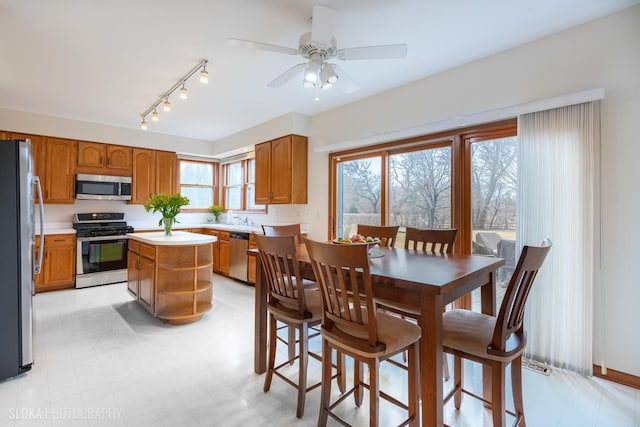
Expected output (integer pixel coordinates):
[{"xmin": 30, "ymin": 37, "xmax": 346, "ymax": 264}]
[{"xmin": 228, "ymin": 232, "xmax": 249, "ymax": 282}]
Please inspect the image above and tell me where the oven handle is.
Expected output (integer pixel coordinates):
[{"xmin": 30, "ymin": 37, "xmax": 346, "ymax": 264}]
[{"xmin": 77, "ymin": 235, "xmax": 130, "ymax": 242}]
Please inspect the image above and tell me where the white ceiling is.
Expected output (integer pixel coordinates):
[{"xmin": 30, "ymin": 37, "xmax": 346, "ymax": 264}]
[{"xmin": 1, "ymin": 0, "xmax": 638, "ymax": 142}]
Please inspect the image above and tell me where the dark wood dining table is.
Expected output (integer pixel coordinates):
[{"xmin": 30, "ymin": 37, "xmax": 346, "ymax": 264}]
[{"xmin": 252, "ymin": 244, "xmax": 504, "ymax": 427}]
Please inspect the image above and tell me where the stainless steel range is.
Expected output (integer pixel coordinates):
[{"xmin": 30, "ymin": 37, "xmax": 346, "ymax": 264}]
[{"xmin": 73, "ymin": 213, "xmax": 134, "ymax": 288}]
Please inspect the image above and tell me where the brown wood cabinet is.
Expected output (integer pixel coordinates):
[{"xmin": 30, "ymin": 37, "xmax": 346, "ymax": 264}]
[
  {"xmin": 155, "ymin": 150, "xmax": 177, "ymax": 194},
  {"xmin": 35, "ymin": 234, "xmax": 75, "ymax": 293},
  {"xmin": 218, "ymin": 231, "xmax": 230, "ymax": 276},
  {"xmin": 127, "ymin": 240, "xmax": 155, "ymax": 313},
  {"xmin": 43, "ymin": 137, "xmax": 76, "ymax": 204},
  {"xmin": 131, "ymin": 148, "xmax": 155, "ymax": 204},
  {"xmin": 254, "ymin": 134, "xmax": 308, "ymax": 204},
  {"xmin": 77, "ymin": 141, "xmax": 132, "ymax": 175},
  {"xmin": 131, "ymin": 148, "xmax": 177, "ymax": 204},
  {"xmin": 247, "ymin": 233, "xmax": 257, "ymax": 284}
]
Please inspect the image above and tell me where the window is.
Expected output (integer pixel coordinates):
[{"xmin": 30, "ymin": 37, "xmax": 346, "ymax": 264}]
[
  {"xmin": 178, "ymin": 160, "xmax": 218, "ymax": 210},
  {"xmin": 223, "ymin": 158, "xmax": 265, "ymax": 212},
  {"xmin": 330, "ymin": 120, "xmax": 517, "ymax": 308}
]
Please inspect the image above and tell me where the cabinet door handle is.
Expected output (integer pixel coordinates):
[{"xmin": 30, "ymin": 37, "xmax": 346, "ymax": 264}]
[
  {"xmin": 106, "ymin": 157, "xmax": 110, "ymax": 166},
  {"xmin": 53, "ymin": 239, "xmax": 64, "ymax": 242}
]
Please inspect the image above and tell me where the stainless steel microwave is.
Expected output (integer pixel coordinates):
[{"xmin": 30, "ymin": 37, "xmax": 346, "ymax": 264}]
[{"xmin": 75, "ymin": 174, "xmax": 132, "ymax": 201}]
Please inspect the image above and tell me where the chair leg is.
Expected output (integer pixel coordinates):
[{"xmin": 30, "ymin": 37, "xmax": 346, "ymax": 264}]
[
  {"xmin": 318, "ymin": 339, "xmax": 332, "ymax": 427},
  {"xmin": 288, "ymin": 326, "xmax": 296, "ymax": 365},
  {"xmin": 296, "ymin": 323, "xmax": 308, "ymax": 418},
  {"xmin": 491, "ymin": 361, "xmax": 507, "ymax": 427},
  {"xmin": 369, "ymin": 358, "xmax": 380, "ymax": 427},
  {"xmin": 453, "ymin": 355, "xmax": 463, "ymax": 409},
  {"xmin": 443, "ymin": 353, "xmax": 450, "ymax": 382},
  {"xmin": 337, "ymin": 351, "xmax": 346, "ymax": 393},
  {"xmin": 354, "ymin": 359, "xmax": 364, "ymax": 406},
  {"xmin": 264, "ymin": 314, "xmax": 278, "ymax": 392},
  {"xmin": 511, "ymin": 355, "xmax": 526, "ymax": 427},
  {"xmin": 407, "ymin": 343, "xmax": 420, "ymax": 427}
]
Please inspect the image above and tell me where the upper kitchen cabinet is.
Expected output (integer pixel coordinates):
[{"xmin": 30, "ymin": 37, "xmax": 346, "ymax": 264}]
[
  {"xmin": 255, "ymin": 134, "xmax": 308, "ymax": 204},
  {"xmin": 42, "ymin": 137, "xmax": 76, "ymax": 204},
  {"xmin": 76, "ymin": 141, "xmax": 132, "ymax": 175},
  {"xmin": 155, "ymin": 150, "xmax": 177, "ymax": 195},
  {"xmin": 130, "ymin": 148, "xmax": 177, "ymax": 204},
  {"xmin": 131, "ymin": 148, "xmax": 155, "ymax": 204}
]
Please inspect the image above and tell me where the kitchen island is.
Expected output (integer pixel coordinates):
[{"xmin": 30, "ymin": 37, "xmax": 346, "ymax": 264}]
[{"xmin": 127, "ymin": 231, "xmax": 217, "ymax": 325}]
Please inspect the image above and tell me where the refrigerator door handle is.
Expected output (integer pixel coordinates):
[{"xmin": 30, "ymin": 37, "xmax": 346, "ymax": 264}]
[{"xmin": 33, "ymin": 176, "xmax": 44, "ymax": 275}]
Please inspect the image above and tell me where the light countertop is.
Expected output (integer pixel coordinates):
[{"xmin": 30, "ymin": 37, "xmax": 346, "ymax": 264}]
[{"xmin": 127, "ymin": 231, "xmax": 217, "ymax": 245}]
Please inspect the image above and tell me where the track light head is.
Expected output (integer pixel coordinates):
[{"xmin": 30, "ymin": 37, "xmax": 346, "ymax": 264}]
[
  {"xmin": 151, "ymin": 109, "xmax": 159, "ymax": 121},
  {"xmin": 140, "ymin": 118, "xmax": 148, "ymax": 130},
  {"xmin": 180, "ymin": 83, "xmax": 188, "ymax": 99},
  {"xmin": 200, "ymin": 66, "xmax": 208, "ymax": 84},
  {"xmin": 163, "ymin": 98, "xmax": 171, "ymax": 112}
]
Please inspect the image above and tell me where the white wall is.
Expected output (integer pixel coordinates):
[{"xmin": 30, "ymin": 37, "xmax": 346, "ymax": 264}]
[{"xmin": 2, "ymin": 6, "xmax": 638, "ymax": 377}]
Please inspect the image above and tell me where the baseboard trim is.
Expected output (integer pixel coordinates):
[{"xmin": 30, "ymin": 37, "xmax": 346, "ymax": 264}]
[{"xmin": 593, "ymin": 364, "xmax": 640, "ymax": 390}]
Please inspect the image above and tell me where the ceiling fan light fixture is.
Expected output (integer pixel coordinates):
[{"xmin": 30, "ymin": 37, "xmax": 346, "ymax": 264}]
[{"xmin": 322, "ymin": 63, "xmax": 338, "ymax": 89}]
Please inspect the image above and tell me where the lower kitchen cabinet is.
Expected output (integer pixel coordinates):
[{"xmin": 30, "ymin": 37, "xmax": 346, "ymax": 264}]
[
  {"xmin": 247, "ymin": 233, "xmax": 257, "ymax": 284},
  {"xmin": 127, "ymin": 240, "xmax": 156, "ymax": 313},
  {"xmin": 35, "ymin": 234, "xmax": 75, "ymax": 293},
  {"xmin": 218, "ymin": 231, "xmax": 230, "ymax": 276}
]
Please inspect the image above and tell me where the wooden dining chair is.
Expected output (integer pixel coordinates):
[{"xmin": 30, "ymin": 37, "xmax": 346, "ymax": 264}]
[
  {"xmin": 404, "ymin": 227, "xmax": 457, "ymax": 253},
  {"xmin": 305, "ymin": 238, "xmax": 421, "ymax": 427},
  {"xmin": 356, "ymin": 224, "xmax": 400, "ymax": 248},
  {"xmin": 442, "ymin": 238, "xmax": 552, "ymax": 427},
  {"xmin": 255, "ymin": 234, "xmax": 324, "ymax": 418},
  {"xmin": 262, "ymin": 223, "xmax": 303, "ymax": 244},
  {"xmin": 261, "ymin": 223, "xmax": 308, "ymax": 362}
]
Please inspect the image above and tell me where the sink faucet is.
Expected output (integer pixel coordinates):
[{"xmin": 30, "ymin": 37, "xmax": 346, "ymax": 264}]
[{"xmin": 232, "ymin": 215, "xmax": 253, "ymax": 226}]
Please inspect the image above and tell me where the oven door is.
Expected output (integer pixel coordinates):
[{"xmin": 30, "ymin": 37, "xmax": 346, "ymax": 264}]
[{"xmin": 77, "ymin": 236, "xmax": 128, "ymax": 275}]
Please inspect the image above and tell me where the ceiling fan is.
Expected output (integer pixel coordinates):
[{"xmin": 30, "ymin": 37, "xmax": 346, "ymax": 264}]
[{"xmin": 228, "ymin": 5, "xmax": 408, "ymax": 97}]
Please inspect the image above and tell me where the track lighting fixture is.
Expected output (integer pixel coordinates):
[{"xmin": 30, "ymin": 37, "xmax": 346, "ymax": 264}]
[{"xmin": 138, "ymin": 59, "xmax": 207, "ymax": 129}]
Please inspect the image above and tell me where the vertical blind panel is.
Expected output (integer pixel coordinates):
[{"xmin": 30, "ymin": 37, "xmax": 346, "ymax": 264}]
[{"xmin": 518, "ymin": 101, "xmax": 598, "ymax": 375}]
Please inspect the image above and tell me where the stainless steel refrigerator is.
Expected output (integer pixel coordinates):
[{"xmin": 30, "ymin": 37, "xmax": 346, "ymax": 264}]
[{"xmin": 0, "ymin": 139, "xmax": 43, "ymax": 380}]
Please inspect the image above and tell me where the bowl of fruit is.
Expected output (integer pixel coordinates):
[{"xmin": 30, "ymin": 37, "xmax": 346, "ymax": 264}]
[{"xmin": 333, "ymin": 234, "xmax": 381, "ymax": 247}]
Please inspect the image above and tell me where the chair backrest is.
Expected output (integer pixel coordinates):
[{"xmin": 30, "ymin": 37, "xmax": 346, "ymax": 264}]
[
  {"xmin": 262, "ymin": 224, "xmax": 303, "ymax": 244},
  {"xmin": 497, "ymin": 239, "xmax": 516, "ymax": 267},
  {"xmin": 356, "ymin": 224, "xmax": 399, "ymax": 248},
  {"xmin": 304, "ymin": 239, "xmax": 383, "ymax": 352},
  {"xmin": 404, "ymin": 227, "xmax": 457, "ymax": 254},
  {"xmin": 255, "ymin": 234, "xmax": 309, "ymax": 319},
  {"xmin": 489, "ymin": 238, "xmax": 552, "ymax": 356}
]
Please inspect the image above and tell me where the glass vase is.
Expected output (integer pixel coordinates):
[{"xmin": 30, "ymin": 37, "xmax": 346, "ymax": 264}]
[{"xmin": 163, "ymin": 217, "xmax": 174, "ymax": 236}]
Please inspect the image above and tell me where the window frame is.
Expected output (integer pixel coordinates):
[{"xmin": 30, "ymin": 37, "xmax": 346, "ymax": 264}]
[
  {"xmin": 222, "ymin": 158, "xmax": 266, "ymax": 213},
  {"xmin": 177, "ymin": 159, "xmax": 219, "ymax": 213}
]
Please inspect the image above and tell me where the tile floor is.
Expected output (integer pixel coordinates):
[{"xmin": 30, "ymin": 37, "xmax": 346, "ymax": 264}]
[{"xmin": 0, "ymin": 276, "xmax": 638, "ymax": 426}]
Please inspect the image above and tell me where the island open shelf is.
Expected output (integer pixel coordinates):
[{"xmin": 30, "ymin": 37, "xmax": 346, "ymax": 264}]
[{"xmin": 127, "ymin": 231, "xmax": 217, "ymax": 325}]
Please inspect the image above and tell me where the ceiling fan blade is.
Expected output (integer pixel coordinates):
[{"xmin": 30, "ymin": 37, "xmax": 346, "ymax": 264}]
[
  {"xmin": 228, "ymin": 38, "xmax": 300, "ymax": 55},
  {"xmin": 267, "ymin": 63, "xmax": 306, "ymax": 88},
  {"xmin": 311, "ymin": 5, "xmax": 337, "ymax": 45},
  {"xmin": 337, "ymin": 44, "xmax": 408, "ymax": 60},
  {"xmin": 331, "ymin": 64, "xmax": 359, "ymax": 94}
]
